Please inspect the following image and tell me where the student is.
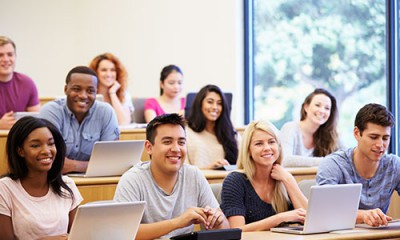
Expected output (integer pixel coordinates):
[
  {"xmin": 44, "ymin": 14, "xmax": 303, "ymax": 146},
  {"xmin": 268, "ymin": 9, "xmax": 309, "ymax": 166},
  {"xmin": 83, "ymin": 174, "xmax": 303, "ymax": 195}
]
[
  {"xmin": 40, "ymin": 66, "xmax": 119, "ymax": 173},
  {"xmin": 220, "ymin": 120, "xmax": 307, "ymax": 231},
  {"xmin": 0, "ymin": 36, "xmax": 40, "ymax": 130},
  {"xmin": 317, "ymin": 103, "xmax": 400, "ymax": 227},
  {"xmin": 144, "ymin": 65, "xmax": 185, "ymax": 123},
  {"xmin": 0, "ymin": 116, "xmax": 82, "ymax": 240},
  {"xmin": 186, "ymin": 84, "xmax": 239, "ymax": 169},
  {"xmin": 89, "ymin": 53, "xmax": 134, "ymax": 125},
  {"xmin": 280, "ymin": 88, "xmax": 340, "ymax": 167},
  {"xmin": 114, "ymin": 114, "xmax": 229, "ymax": 239}
]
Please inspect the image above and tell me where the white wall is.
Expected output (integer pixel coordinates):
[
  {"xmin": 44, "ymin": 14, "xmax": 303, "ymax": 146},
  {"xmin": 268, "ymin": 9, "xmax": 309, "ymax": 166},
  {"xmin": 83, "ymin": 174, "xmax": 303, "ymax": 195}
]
[{"xmin": 0, "ymin": 0, "xmax": 244, "ymax": 125}]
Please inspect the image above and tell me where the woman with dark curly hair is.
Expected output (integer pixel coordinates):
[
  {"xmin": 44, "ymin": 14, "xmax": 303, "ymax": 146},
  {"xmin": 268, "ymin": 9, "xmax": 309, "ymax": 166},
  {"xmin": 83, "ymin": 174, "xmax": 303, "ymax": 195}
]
[
  {"xmin": 89, "ymin": 53, "xmax": 134, "ymax": 125},
  {"xmin": 280, "ymin": 88, "xmax": 340, "ymax": 167},
  {"xmin": 0, "ymin": 116, "xmax": 82, "ymax": 239},
  {"xmin": 186, "ymin": 84, "xmax": 239, "ymax": 169}
]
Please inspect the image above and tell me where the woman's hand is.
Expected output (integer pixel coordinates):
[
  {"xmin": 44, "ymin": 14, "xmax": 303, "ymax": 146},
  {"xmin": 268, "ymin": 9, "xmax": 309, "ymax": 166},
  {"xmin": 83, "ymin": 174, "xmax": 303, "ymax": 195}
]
[
  {"xmin": 271, "ymin": 164, "xmax": 292, "ymax": 182},
  {"xmin": 206, "ymin": 159, "xmax": 229, "ymax": 169},
  {"xmin": 276, "ymin": 208, "xmax": 307, "ymax": 224},
  {"xmin": 109, "ymin": 81, "xmax": 121, "ymax": 95}
]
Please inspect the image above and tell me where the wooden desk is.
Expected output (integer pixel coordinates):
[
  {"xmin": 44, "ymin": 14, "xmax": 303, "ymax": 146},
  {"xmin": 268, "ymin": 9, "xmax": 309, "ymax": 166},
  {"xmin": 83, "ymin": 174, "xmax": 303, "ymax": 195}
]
[
  {"xmin": 0, "ymin": 130, "xmax": 7, "ymax": 175},
  {"xmin": 70, "ymin": 168, "xmax": 318, "ymax": 204},
  {"xmin": 238, "ymin": 229, "xmax": 400, "ymax": 240}
]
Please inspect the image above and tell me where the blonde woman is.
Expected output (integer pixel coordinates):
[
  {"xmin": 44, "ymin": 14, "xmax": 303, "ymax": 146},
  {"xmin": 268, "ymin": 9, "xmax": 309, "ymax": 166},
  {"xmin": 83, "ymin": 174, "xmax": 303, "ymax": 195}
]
[{"xmin": 220, "ymin": 120, "xmax": 307, "ymax": 231}]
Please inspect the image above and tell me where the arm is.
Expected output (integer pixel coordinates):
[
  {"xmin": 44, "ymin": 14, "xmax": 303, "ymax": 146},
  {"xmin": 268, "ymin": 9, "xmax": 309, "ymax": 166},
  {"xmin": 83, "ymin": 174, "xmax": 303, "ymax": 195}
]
[
  {"xmin": 62, "ymin": 157, "xmax": 88, "ymax": 174},
  {"xmin": 100, "ymin": 104, "xmax": 120, "ymax": 141},
  {"xmin": 143, "ymin": 98, "xmax": 157, "ymax": 123},
  {"xmin": 271, "ymin": 164, "xmax": 308, "ymax": 209},
  {"xmin": 0, "ymin": 112, "xmax": 16, "ymax": 130},
  {"xmin": 108, "ymin": 83, "xmax": 132, "ymax": 125},
  {"xmin": 135, "ymin": 207, "xmax": 208, "ymax": 240},
  {"xmin": 68, "ymin": 207, "xmax": 78, "ymax": 232},
  {"xmin": 0, "ymin": 214, "xmax": 15, "ymax": 240},
  {"xmin": 144, "ymin": 109, "xmax": 156, "ymax": 123},
  {"xmin": 228, "ymin": 209, "xmax": 306, "ymax": 231}
]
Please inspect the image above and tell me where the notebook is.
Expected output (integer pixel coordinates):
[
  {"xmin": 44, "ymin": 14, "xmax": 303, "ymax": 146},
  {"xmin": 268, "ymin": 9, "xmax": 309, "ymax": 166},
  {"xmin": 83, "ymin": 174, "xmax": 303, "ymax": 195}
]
[
  {"xmin": 170, "ymin": 228, "xmax": 242, "ymax": 240},
  {"xmin": 69, "ymin": 201, "xmax": 145, "ymax": 240},
  {"xmin": 68, "ymin": 140, "xmax": 144, "ymax": 177},
  {"xmin": 271, "ymin": 183, "xmax": 362, "ymax": 234}
]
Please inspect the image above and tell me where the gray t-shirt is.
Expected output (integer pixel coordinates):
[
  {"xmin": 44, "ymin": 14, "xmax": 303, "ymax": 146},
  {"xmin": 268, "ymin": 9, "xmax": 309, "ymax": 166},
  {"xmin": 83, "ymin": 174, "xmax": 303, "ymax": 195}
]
[
  {"xmin": 114, "ymin": 162, "xmax": 219, "ymax": 238},
  {"xmin": 317, "ymin": 148, "xmax": 400, "ymax": 213}
]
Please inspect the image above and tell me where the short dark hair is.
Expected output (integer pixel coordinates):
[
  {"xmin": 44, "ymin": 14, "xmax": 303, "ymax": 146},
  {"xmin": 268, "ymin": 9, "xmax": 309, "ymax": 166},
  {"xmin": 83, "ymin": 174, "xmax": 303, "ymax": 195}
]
[
  {"xmin": 146, "ymin": 113, "xmax": 186, "ymax": 144},
  {"xmin": 355, "ymin": 103, "xmax": 394, "ymax": 134},
  {"xmin": 159, "ymin": 65, "xmax": 183, "ymax": 95},
  {"xmin": 6, "ymin": 116, "xmax": 74, "ymax": 199},
  {"xmin": 65, "ymin": 66, "xmax": 98, "ymax": 84}
]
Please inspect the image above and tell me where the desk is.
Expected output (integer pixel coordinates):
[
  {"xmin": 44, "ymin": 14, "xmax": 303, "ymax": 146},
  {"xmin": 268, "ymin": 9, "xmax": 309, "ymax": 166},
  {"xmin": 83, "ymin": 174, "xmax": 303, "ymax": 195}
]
[
  {"xmin": 0, "ymin": 130, "xmax": 7, "ymax": 175},
  {"xmin": 70, "ymin": 168, "xmax": 318, "ymax": 204},
  {"xmin": 238, "ymin": 229, "xmax": 400, "ymax": 240}
]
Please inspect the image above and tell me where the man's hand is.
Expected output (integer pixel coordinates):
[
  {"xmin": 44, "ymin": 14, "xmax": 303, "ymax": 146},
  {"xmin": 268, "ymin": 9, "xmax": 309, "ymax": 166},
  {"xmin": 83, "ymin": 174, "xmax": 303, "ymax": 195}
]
[
  {"xmin": 203, "ymin": 207, "xmax": 226, "ymax": 230},
  {"xmin": 175, "ymin": 207, "xmax": 208, "ymax": 229},
  {"xmin": 0, "ymin": 111, "xmax": 16, "ymax": 130},
  {"xmin": 358, "ymin": 209, "xmax": 392, "ymax": 227}
]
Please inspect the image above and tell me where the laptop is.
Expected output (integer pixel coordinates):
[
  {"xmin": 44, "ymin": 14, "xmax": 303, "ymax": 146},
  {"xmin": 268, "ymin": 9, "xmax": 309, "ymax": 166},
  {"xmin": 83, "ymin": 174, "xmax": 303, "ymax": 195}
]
[
  {"xmin": 68, "ymin": 140, "xmax": 144, "ymax": 177},
  {"xmin": 69, "ymin": 201, "xmax": 146, "ymax": 240},
  {"xmin": 14, "ymin": 112, "xmax": 40, "ymax": 120},
  {"xmin": 271, "ymin": 184, "xmax": 362, "ymax": 234}
]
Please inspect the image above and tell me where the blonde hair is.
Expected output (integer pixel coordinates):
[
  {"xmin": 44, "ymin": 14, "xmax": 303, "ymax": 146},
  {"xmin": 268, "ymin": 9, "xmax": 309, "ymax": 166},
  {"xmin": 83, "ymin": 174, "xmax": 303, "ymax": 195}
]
[{"xmin": 237, "ymin": 120, "xmax": 290, "ymax": 213}]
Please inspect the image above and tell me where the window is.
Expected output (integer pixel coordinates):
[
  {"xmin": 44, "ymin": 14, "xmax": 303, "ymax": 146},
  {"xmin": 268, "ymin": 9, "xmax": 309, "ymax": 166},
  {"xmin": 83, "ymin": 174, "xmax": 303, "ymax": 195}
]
[{"xmin": 245, "ymin": 0, "xmax": 396, "ymax": 149}]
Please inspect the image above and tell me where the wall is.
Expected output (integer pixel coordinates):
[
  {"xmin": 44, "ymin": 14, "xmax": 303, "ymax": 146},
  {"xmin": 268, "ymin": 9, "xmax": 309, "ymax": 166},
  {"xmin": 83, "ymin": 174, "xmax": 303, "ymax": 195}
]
[{"xmin": 0, "ymin": 0, "xmax": 245, "ymax": 125}]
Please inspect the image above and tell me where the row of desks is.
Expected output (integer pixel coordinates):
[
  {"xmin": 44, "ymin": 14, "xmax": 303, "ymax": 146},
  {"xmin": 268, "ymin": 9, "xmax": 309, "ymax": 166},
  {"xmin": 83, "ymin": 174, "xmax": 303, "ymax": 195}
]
[{"xmin": 72, "ymin": 168, "xmax": 318, "ymax": 204}]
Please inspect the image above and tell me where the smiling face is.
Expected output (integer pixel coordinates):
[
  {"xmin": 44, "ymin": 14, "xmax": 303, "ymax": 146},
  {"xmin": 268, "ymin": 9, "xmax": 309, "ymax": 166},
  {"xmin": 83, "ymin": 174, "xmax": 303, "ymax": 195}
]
[
  {"xmin": 304, "ymin": 93, "xmax": 332, "ymax": 126},
  {"xmin": 354, "ymin": 122, "xmax": 391, "ymax": 163},
  {"xmin": 146, "ymin": 124, "xmax": 186, "ymax": 175},
  {"xmin": 201, "ymin": 91, "xmax": 223, "ymax": 124},
  {"xmin": 64, "ymin": 73, "xmax": 97, "ymax": 122},
  {"xmin": 160, "ymin": 71, "xmax": 183, "ymax": 98},
  {"xmin": 0, "ymin": 43, "xmax": 16, "ymax": 81},
  {"xmin": 18, "ymin": 127, "xmax": 56, "ymax": 174},
  {"xmin": 249, "ymin": 129, "xmax": 280, "ymax": 168},
  {"xmin": 97, "ymin": 59, "xmax": 117, "ymax": 88}
]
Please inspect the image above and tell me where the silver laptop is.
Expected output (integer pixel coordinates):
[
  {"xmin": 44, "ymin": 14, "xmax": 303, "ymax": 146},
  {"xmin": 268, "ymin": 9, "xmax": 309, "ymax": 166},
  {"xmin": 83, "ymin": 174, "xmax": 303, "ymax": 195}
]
[
  {"xmin": 271, "ymin": 184, "xmax": 362, "ymax": 234},
  {"xmin": 69, "ymin": 201, "xmax": 146, "ymax": 240},
  {"xmin": 14, "ymin": 112, "xmax": 40, "ymax": 120},
  {"xmin": 68, "ymin": 140, "xmax": 144, "ymax": 177}
]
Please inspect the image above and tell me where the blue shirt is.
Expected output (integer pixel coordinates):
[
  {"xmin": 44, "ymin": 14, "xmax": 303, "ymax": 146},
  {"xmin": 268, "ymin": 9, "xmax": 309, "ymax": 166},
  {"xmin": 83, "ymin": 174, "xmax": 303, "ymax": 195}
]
[
  {"xmin": 40, "ymin": 98, "xmax": 120, "ymax": 161},
  {"xmin": 221, "ymin": 171, "xmax": 293, "ymax": 224},
  {"xmin": 317, "ymin": 148, "xmax": 400, "ymax": 213}
]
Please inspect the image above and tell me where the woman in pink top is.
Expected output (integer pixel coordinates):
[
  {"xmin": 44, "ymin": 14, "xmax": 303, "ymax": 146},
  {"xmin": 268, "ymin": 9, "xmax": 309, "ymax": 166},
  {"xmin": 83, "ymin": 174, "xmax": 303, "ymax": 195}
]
[
  {"xmin": 144, "ymin": 65, "xmax": 185, "ymax": 123},
  {"xmin": 0, "ymin": 116, "xmax": 82, "ymax": 240}
]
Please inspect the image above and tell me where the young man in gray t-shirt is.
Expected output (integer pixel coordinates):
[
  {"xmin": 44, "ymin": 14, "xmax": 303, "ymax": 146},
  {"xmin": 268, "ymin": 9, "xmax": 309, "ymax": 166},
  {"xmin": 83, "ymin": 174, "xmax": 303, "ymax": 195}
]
[
  {"xmin": 114, "ymin": 113, "xmax": 229, "ymax": 239},
  {"xmin": 317, "ymin": 103, "xmax": 400, "ymax": 227}
]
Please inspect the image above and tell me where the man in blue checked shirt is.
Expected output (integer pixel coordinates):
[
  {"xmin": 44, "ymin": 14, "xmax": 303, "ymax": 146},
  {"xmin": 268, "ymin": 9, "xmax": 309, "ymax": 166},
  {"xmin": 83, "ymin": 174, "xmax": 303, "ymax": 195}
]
[{"xmin": 317, "ymin": 103, "xmax": 400, "ymax": 227}]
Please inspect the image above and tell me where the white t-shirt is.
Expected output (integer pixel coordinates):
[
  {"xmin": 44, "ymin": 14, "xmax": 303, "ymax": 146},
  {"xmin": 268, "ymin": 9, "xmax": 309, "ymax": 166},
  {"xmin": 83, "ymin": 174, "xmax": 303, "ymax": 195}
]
[{"xmin": 0, "ymin": 176, "xmax": 83, "ymax": 239}]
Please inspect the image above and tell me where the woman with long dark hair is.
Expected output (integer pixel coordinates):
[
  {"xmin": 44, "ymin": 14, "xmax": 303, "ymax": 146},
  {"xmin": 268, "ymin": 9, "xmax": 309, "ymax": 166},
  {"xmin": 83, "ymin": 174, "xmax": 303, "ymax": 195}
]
[
  {"xmin": 0, "ymin": 116, "xmax": 82, "ymax": 239},
  {"xmin": 280, "ymin": 88, "xmax": 340, "ymax": 167},
  {"xmin": 186, "ymin": 84, "xmax": 239, "ymax": 169}
]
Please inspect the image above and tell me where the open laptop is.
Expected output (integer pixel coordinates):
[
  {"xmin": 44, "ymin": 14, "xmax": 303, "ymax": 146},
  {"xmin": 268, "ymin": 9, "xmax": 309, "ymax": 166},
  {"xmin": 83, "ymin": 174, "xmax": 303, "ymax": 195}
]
[
  {"xmin": 68, "ymin": 140, "xmax": 144, "ymax": 177},
  {"xmin": 271, "ymin": 184, "xmax": 362, "ymax": 234},
  {"xmin": 69, "ymin": 201, "xmax": 145, "ymax": 240}
]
